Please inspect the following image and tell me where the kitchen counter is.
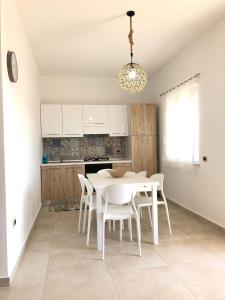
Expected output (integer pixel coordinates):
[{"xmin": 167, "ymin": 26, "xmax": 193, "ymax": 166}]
[{"xmin": 41, "ymin": 159, "xmax": 132, "ymax": 167}]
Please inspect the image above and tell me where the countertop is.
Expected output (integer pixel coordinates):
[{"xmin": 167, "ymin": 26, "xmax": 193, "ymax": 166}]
[{"xmin": 41, "ymin": 159, "xmax": 132, "ymax": 167}]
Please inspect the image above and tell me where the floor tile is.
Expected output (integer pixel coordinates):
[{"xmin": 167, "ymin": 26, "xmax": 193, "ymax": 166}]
[
  {"xmin": 111, "ymin": 266, "xmax": 197, "ymax": 300},
  {"xmin": 172, "ymin": 256, "xmax": 225, "ymax": 299},
  {"xmin": 154, "ymin": 240, "xmax": 218, "ymax": 266},
  {"xmin": 0, "ymin": 285, "xmax": 44, "ymax": 300},
  {"xmin": 2, "ymin": 203, "xmax": 224, "ymax": 300},
  {"xmin": 44, "ymin": 260, "xmax": 116, "ymax": 300},
  {"xmin": 106, "ymin": 242, "xmax": 166, "ymax": 272},
  {"xmin": 199, "ymin": 236, "xmax": 225, "ymax": 261},
  {"xmin": 12, "ymin": 251, "xmax": 49, "ymax": 287}
]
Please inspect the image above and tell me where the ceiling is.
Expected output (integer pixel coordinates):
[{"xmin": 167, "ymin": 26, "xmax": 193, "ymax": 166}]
[{"xmin": 15, "ymin": 0, "xmax": 225, "ymax": 78}]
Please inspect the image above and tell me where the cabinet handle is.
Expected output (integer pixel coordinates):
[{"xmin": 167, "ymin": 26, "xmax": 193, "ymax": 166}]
[
  {"xmin": 138, "ymin": 132, "xmax": 150, "ymax": 134},
  {"xmin": 93, "ymin": 122, "xmax": 104, "ymax": 124},
  {"xmin": 65, "ymin": 134, "xmax": 82, "ymax": 136},
  {"xmin": 46, "ymin": 134, "xmax": 60, "ymax": 136}
]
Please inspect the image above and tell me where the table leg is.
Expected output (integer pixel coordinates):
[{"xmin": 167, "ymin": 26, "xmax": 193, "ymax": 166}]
[
  {"xmin": 151, "ymin": 185, "xmax": 159, "ymax": 245},
  {"xmin": 96, "ymin": 187, "xmax": 103, "ymax": 251}
]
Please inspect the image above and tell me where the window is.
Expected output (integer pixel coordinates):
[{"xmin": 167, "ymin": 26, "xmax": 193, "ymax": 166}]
[{"xmin": 162, "ymin": 79, "xmax": 199, "ymax": 166}]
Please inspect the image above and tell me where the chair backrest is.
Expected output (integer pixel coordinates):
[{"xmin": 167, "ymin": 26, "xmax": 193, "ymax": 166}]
[
  {"xmin": 149, "ymin": 173, "xmax": 164, "ymax": 191},
  {"xmin": 83, "ymin": 177, "xmax": 93, "ymax": 196},
  {"xmin": 102, "ymin": 184, "xmax": 135, "ymax": 205},
  {"xmin": 97, "ymin": 169, "xmax": 112, "ymax": 175},
  {"xmin": 77, "ymin": 173, "xmax": 85, "ymax": 195},
  {"xmin": 138, "ymin": 171, "xmax": 147, "ymax": 177}
]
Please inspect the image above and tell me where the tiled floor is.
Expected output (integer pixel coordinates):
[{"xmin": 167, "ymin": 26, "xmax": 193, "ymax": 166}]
[{"xmin": 1, "ymin": 202, "xmax": 225, "ymax": 300}]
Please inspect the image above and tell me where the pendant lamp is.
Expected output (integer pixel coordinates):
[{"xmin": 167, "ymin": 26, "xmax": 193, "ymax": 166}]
[{"xmin": 118, "ymin": 11, "xmax": 147, "ymax": 93}]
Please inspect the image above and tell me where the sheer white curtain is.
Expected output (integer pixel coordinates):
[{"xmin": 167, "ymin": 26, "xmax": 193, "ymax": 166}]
[{"xmin": 162, "ymin": 79, "xmax": 199, "ymax": 167}]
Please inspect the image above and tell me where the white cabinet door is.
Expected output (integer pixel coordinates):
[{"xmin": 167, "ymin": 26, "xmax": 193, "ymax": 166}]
[
  {"xmin": 83, "ymin": 105, "xmax": 109, "ymax": 127},
  {"xmin": 109, "ymin": 105, "xmax": 128, "ymax": 136},
  {"xmin": 62, "ymin": 105, "xmax": 83, "ymax": 137},
  {"xmin": 41, "ymin": 104, "xmax": 62, "ymax": 137}
]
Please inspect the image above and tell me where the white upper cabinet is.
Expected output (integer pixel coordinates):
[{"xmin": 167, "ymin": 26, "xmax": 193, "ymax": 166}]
[
  {"xmin": 109, "ymin": 105, "xmax": 128, "ymax": 136},
  {"xmin": 41, "ymin": 104, "xmax": 62, "ymax": 137},
  {"xmin": 41, "ymin": 104, "xmax": 129, "ymax": 137},
  {"xmin": 83, "ymin": 105, "xmax": 109, "ymax": 126},
  {"xmin": 62, "ymin": 105, "xmax": 83, "ymax": 137},
  {"xmin": 83, "ymin": 105, "xmax": 109, "ymax": 134}
]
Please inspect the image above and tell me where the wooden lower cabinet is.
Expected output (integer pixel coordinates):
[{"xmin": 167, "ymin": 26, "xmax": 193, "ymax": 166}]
[
  {"xmin": 131, "ymin": 135, "xmax": 157, "ymax": 177},
  {"xmin": 41, "ymin": 164, "xmax": 84, "ymax": 204},
  {"xmin": 63, "ymin": 165, "xmax": 84, "ymax": 203},
  {"xmin": 49, "ymin": 166, "xmax": 63, "ymax": 201},
  {"xmin": 113, "ymin": 163, "xmax": 132, "ymax": 171},
  {"xmin": 41, "ymin": 166, "xmax": 50, "ymax": 201}
]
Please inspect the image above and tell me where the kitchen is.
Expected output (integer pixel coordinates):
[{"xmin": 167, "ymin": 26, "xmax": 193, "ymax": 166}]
[
  {"xmin": 40, "ymin": 103, "xmax": 157, "ymax": 210},
  {"xmin": 1, "ymin": 0, "xmax": 225, "ymax": 298}
]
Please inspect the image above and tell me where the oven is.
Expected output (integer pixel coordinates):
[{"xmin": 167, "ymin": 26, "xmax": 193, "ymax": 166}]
[{"xmin": 85, "ymin": 163, "xmax": 112, "ymax": 176}]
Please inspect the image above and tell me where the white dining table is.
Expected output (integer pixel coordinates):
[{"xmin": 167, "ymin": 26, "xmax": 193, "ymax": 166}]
[{"xmin": 87, "ymin": 171, "xmax": 159, "ymax": 250}]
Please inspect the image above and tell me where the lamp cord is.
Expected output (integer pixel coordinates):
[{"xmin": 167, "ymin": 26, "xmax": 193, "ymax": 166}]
[{"xmin": 128, "ymin": 16, "xmax": 134, "ymax": 64}]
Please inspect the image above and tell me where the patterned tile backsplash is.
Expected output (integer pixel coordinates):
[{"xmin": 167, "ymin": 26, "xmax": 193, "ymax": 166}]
[{"xmin": 42, "ymin": 135, "xmax": 127, "ymax": 161}]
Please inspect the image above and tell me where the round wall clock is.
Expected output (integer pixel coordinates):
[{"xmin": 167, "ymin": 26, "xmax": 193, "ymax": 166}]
[{"xmin": 7, "ymin": 51, "xmax": 18, "ymax": 82}]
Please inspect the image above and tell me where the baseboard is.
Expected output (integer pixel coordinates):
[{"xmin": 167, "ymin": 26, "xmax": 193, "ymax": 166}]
[
  {"xmin": 8, "ymin": 202, "xmax": 42, "ymax": 286},
  {"xmin": 167, "ymin": 197, "xmax": 225, "ymax": 231},
  {"xmin": 0, "ymin": 277, "xmax": 10, "ymax": 287}
]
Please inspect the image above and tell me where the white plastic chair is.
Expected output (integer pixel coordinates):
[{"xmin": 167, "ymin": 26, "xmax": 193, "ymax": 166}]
[
  {"xmin": 97, "ymin": 168, "xmax": 117, "ymax": 232},
  {"xmin": 135, "ymin": 173, "xmax": 172, "ymax": 235},
  {"xmin": 101, "ymin": 184, "xmax": 141, "ymax": 260},
  {"xmin": 97, "ymin": 169, "xmax": 112, "ymax": 175},
  {"xmin": 77, "ymin": 174, "xmax": 96, "ymax": 243},
  {"xmin": 136, "ymin": 171, "xmax": 147, "ymax": 219},
  {"xmin": 137, "ymin": 170, "xmax": 147, "ymax": 177},
  {"xmin": 77, "ymin": 174, "xmax": 86, "ymax": 233},
  {"xmin": 83, "ymin": 177, "xmax": 96, "ymax": 245}
]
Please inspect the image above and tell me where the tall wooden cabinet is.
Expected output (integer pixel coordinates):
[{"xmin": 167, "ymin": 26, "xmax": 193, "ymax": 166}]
[
  {"xmin": 41, "ymin": 164, "xmax": 84, "ymax": 205},
  {"xmin": 113, "ymin": 162, "xmax": 132, "ymax": 171},
  {"xmin": 130, "ymin": 104, "xmax": 157, "ymax": 177}
]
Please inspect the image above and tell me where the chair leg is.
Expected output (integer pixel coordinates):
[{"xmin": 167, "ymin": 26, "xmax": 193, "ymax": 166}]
[
  {"xmin": 82, "ymin": 202, "xmax": 87, "ymax": 233},
  {"xmin": 164, "ymin": 202, "xmax": 172, "ymax": 235},
  {"xmin": 86, "ymin": 209, "xmax": 92, "ymax": 245},
  {"xmin": 120, "ymin": 220, "xmax": 123, "ymax": 241},
  {"xmin": 102, "ymin": 219, "xmax": 105, "ymax": 260},
  {"xmin": 161, "ymin": 191, "xmax": 172, "ymax": 235},
  {"xmin": 137, "ymin": 206, "xmax": 142, "ymax": 241},
  {"xmin": 128, "ymin": 218, "xmax": 132, "ymax": 242},
  {"xmin": 135, "ymin": 216, "xmax": 142, "ymax": 257},
  {"xmin": 78, "ymin": 199, "xmax": 83, "ymax": 233},
  {"xmin": 147, "ymin": 206, "xmax": 152, "ymax": 227}
]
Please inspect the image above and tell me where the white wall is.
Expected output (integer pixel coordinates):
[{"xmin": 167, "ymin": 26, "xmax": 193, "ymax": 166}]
[
  {"xmin": 40, "ymin": 76, "xmax": 153, "ymax": 104},
  {"xmin": 0, "ymin": 0, "xmax": 8, "ymax": 278},
  {"xmin": 150, "ymin": 17, "xmax": 225, "ymax": 228},
  {"xmin": 1, "ymin": 0, "xmax": 42, "ymax": 277}
]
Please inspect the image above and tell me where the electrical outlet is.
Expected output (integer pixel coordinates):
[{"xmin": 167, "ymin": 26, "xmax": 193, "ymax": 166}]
[{"xmin": 13, "ymin": 218, "xmax": 16, "ymax": 227}]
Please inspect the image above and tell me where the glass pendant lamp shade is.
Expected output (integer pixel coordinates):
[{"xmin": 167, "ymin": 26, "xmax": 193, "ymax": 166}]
[
  {"xmin": 118, "ymin": 11, "xmax": 148, "ymax": 93},
  {"xmin": 119, "ymin": 63, "xmax": 147, "ymax": 93}
]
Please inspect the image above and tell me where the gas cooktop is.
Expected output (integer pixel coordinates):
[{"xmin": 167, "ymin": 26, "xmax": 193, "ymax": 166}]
[{"xmin": 84, "ymin": 157, "xmax": 109, "ymax": 162}]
